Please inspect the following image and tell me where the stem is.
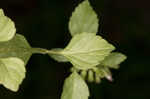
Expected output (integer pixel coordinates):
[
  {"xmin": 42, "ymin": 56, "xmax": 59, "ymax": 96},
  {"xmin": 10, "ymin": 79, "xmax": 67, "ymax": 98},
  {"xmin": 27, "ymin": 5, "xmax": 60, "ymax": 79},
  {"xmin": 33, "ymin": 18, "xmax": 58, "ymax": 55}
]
[
  {"xmin": 31, "ymin": 48, "xmax": 48, "ymax": 54},
  {"xmin": 31, "ymin": 48, "xmax": 62, "ymax": 55},
  {"xmin": 47, "ymin": 50, "xmax": 62, "ymax": 55}
]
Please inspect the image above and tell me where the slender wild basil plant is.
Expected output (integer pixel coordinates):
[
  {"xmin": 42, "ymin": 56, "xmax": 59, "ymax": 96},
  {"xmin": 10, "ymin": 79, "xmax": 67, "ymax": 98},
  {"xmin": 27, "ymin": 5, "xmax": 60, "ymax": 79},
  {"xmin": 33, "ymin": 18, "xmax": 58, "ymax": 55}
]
[{"xmin": 0, "ymin": 0, "xmax": 126, "ymax": 99}]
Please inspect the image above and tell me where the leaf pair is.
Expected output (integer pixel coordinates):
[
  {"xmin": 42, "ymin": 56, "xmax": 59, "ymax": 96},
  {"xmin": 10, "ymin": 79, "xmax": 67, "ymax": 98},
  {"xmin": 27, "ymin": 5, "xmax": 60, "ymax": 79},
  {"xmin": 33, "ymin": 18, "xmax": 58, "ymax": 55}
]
[
  {"xmin": 59, "ymin": 0, "xmax": 114, "ymax": 99},
  {"xmin": 0, "ymin": 9, "xmax": 32, "ymax": 91},
  {"xmin": 50, "ymin": 0, "xmax": 126, "ymax": 71},
  {"xmin": 50, "ymin": 0, "xmax": 115, "ymax": 70},
  {"xmin": 59, "ymin": 0, "xmax": 127, "ymax": 99}
]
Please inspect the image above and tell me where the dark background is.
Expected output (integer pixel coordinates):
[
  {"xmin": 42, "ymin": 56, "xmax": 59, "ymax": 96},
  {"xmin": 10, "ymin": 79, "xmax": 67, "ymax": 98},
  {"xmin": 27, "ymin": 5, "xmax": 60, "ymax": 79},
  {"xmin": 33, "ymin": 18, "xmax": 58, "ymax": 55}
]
[{"xmin": 0, "ymin": 0, "xmax": 150, "ymax": 99}]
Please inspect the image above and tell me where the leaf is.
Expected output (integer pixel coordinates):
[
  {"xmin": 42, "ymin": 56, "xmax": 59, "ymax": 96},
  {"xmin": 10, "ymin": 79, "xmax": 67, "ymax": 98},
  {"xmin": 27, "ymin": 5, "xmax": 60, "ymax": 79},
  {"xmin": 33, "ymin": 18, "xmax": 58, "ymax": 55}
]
[
  {"xmin": 101, "ymin": 52, "xmax": 127, "ymax": 69},
  {"xmin": 0, "ymin": 34, "xmax": 32, "ymax": 64},
  {"xmin": 69, "ymin": 0, "xmax": 99, "ymax": 36},
  {"xmin": 61, "ymin": 72, "xmax": 89, "ymax": 99},
  {"xmin": 0, "ymin": 57, "xmax": 25, "ymax": 91},
  {"xmin": 49, "ymin": 48, "xmax": 68, "ymax": 62},
  {"xmin": 62, "ymin": 33, "xmax": 115, "ymax": 70},
  {"xmin": 0, "ymin": 9, "xmax": 16, "ymax": 42}
]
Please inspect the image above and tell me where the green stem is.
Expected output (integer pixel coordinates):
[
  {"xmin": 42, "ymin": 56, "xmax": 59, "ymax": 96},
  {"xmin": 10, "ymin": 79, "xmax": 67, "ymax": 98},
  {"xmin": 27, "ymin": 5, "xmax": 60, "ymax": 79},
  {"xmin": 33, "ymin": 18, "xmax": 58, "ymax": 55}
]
[
  {"xmin": 31, "ymin": 48, "xmax": 48, "ymax": 54},
  {"xmin": 31, "ymin": 48, "xmax": 62, "ymax": 55},
  {"xmin": 47, "ymin": 50, "xmax": 62, "ymax": 55}
]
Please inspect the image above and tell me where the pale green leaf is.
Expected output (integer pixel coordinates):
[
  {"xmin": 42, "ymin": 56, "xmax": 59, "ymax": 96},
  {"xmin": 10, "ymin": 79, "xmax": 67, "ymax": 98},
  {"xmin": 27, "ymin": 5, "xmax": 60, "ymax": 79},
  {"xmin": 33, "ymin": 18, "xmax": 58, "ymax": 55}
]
[
  {"xmin": 61, "ymin": 72, "xmax": 89, "ymax": 99},
  {"xmin": 101, "ymin": 52, "xmax": 127, "ymax": 69},
  {"xmin": 49, "ymin": 48, "xmax": 68, "ymax": 62},
  {"xmin": 0, "ymin": 9, "xmax": 16, "ymax": 42},
  {"xmin": 0, "ymin": 34, "xmax": 32, "ymax": 64},
  {"xmin": 62, "ymin": 33, "xmax": 115, "ymax": 70},
  {"xmin": 0, "ymin": 57, "xmax": 25, "ymax": 91},
  {"xmin": 69, "ymin": 0, "xmax": 99, "ymax": 36}
]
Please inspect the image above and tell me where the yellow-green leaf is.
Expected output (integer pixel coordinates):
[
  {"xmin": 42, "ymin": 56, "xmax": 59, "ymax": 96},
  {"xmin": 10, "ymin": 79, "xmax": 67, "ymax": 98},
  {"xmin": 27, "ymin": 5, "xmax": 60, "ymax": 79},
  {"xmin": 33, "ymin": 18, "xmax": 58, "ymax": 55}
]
[
  {"xmin": 61, "ymin": 72, "xmax": 89, "ymax": 99},
  {"xmin": 101, "ymin": 52, "xmax": 127, "ymax": 69},
  {"xmin": 0, "ymin": 57, "xmax": 25, "ymax": 92},
  {"xmin": 0, "ymin": 34, "xmax": 32, "ymax": 65},
  {"xmin": 0, "ymin": 9, "xmax": 16, "ymax": 42},
  {"xmin": 69, "ymin": 0, "xmax": 99, "ymax": 36},
  {"xmin": 62, "ymin": 33, "xmax": 115, "ymax": 70}
]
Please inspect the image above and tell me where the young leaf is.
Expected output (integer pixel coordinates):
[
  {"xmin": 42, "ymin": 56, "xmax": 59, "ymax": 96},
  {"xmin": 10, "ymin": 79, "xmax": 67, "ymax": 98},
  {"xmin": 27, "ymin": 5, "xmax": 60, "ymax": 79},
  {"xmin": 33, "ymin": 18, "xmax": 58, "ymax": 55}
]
[
  {"xmin": 62, "ymin": 33, "xmax": 115, "ymax": 70},
  {"xmin": 0, "ymin": 57, "xmax": 25, "ymax": 92},
  {"xmin": 69, "ymin": 0, "xmax": 99, "ymax": 36},
  {"xmin": 49, "ymin": 48, "xmax": 68, "ymax": 62},
  {"xmin": 0, "ymin": 34, "xmax": 32, "ymax": 64},
  {"xmin": 101, "ymin": 52, "xmax": 127, "ymax": 69},
  {"xmin": 61, "ymin": 72, "xmax": 89, "ymax": 99},
  {"xmin": 0, "ymin": 9, "xmax": 16, "ymax": 42}
]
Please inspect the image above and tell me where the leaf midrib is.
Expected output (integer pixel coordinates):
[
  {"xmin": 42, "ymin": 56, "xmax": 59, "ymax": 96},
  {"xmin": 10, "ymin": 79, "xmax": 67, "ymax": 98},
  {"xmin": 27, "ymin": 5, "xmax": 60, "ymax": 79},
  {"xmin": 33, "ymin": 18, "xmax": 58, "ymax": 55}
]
[{"xmin": 62, "ymin": 47, "xmax": 112, "ymax": 55}]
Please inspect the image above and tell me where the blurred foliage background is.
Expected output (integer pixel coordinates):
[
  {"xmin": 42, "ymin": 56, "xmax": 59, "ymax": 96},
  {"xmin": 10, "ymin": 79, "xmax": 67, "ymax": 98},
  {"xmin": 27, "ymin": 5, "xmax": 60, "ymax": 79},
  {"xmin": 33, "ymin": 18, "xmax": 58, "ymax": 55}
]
[{"xmin": 0, "ymin": 0, "xmax": 150, "ymax": 99}]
